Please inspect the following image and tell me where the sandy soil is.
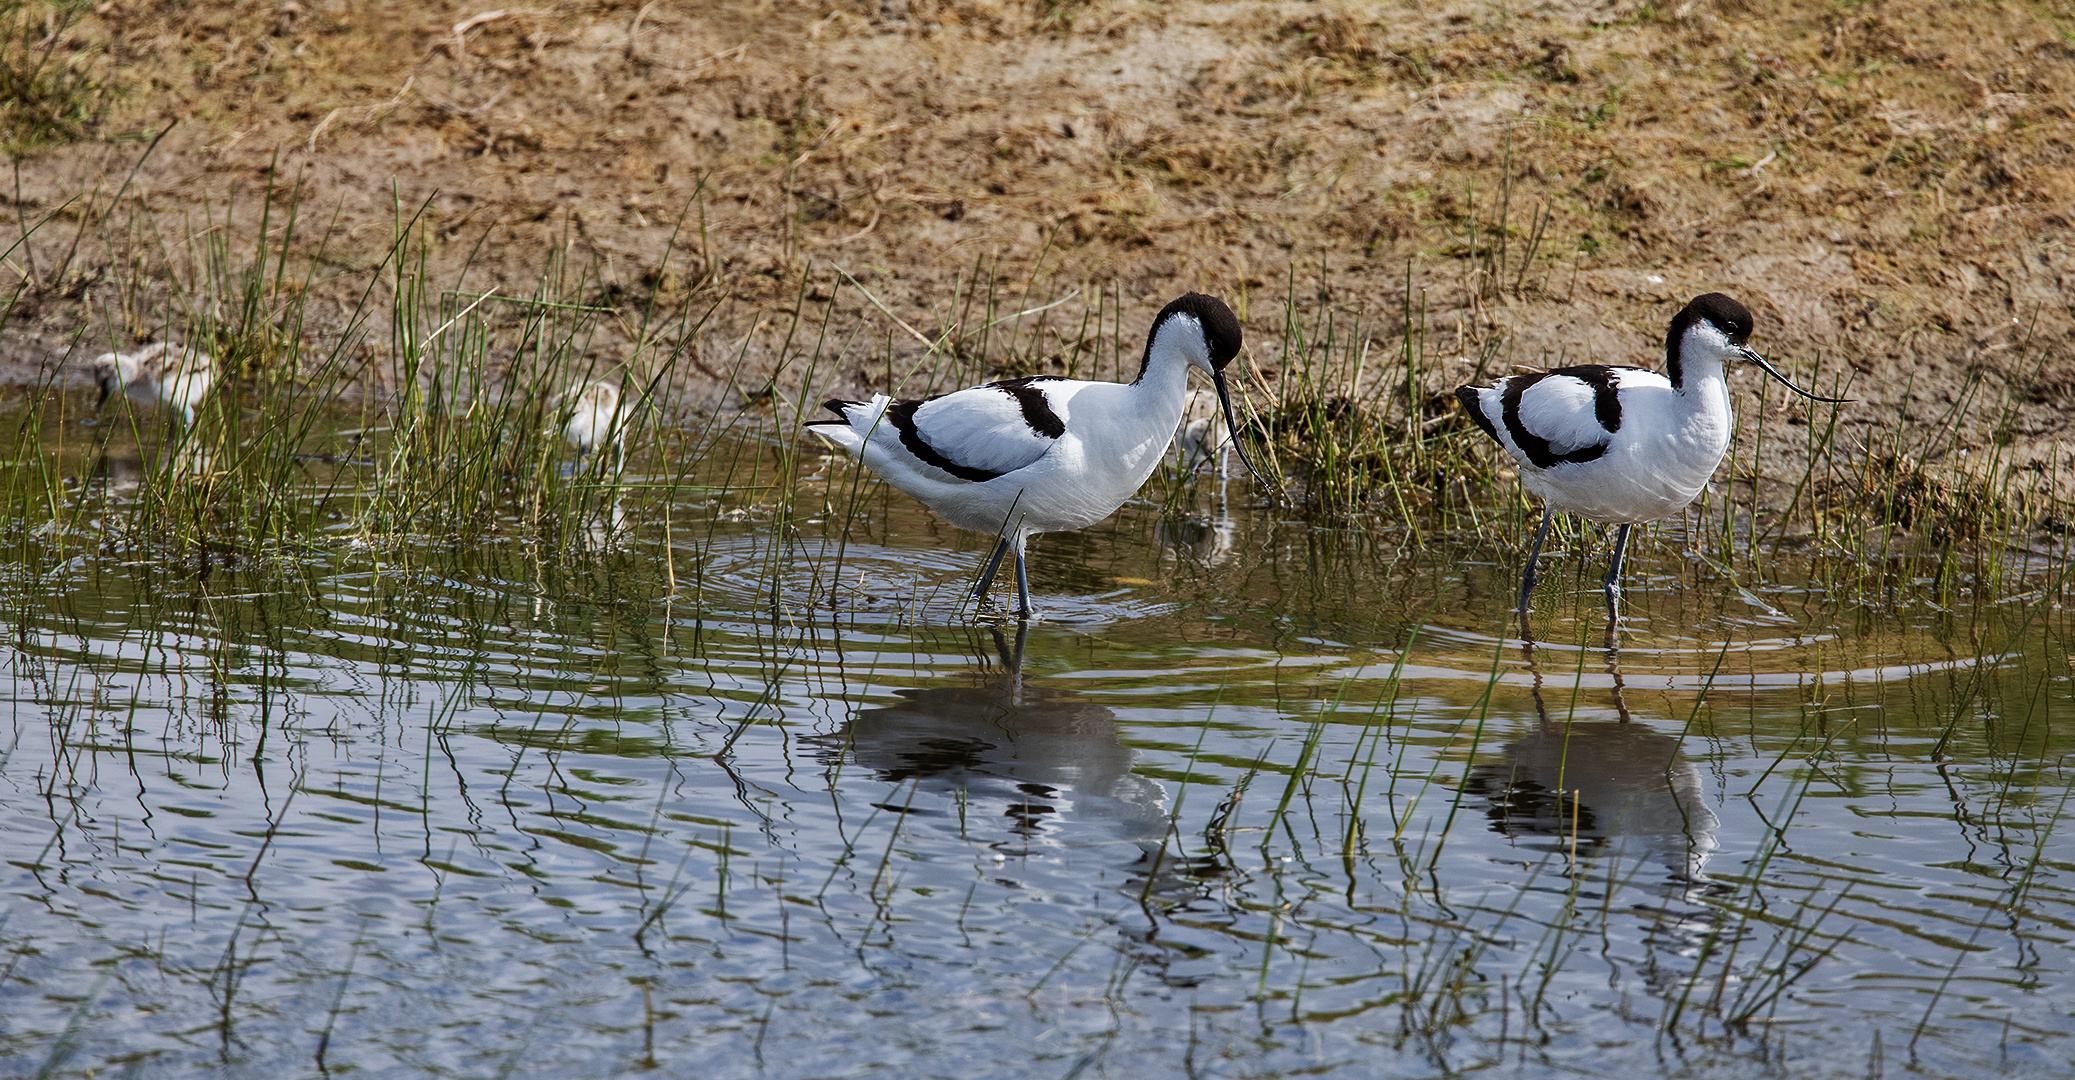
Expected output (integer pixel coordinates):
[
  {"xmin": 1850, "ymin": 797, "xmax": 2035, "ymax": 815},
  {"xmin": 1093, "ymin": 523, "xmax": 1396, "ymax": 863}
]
[{"xmin": 4, "ymin": 0, "xmax": 2073, "ymax": 495}]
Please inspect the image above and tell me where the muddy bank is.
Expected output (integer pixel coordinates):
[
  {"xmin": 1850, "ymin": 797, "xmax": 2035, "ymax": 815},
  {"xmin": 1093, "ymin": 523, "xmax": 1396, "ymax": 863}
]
[{"xmin": 4, "ymin": 0, "xmax": 2072, "ymax": 498}]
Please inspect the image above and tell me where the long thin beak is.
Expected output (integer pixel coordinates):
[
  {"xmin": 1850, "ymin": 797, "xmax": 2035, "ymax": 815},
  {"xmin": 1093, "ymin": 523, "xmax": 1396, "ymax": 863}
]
[
  {"xmin": 1210, "ymin": 369, "xmax": 1267, "ymax": 484},
  {"xmin": 1740, "ymin": 347, "xmax": 1849, "ymax": 403}
]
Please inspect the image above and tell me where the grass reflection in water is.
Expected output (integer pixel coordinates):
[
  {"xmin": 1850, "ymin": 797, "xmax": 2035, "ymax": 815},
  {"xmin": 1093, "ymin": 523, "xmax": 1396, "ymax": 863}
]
[{"xmin": 0, "ymin": 420, "xmax": 2071, "ymax": 1080}]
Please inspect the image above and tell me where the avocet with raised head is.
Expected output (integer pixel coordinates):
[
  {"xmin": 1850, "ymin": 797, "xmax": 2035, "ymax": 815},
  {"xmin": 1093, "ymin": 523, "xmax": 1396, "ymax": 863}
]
[
  {"xmin": 808, "ymin": 293, "xmax": 1258, "ymax": 619},
  {"xmin": 1456, "ymin": 293, "xmax": 1844, "ymax": 618},
  {"xmin": 90, "ymin": 342, "xmax": 216, "ymax": 428}
]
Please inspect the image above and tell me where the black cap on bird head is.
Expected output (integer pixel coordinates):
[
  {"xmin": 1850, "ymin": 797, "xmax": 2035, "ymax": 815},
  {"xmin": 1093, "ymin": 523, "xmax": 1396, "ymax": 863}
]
[
  {"xmin": 1667, "ymin": 292, "xmax": 1846, "ymax": 404},
  {"xmin": 1665, "ymin": 293, "xmax": 1754, "ymax": 374},
  {"xmin": 1142, "ymin": 292, "xmax": 1243, "ymax": 375},
  {"xmin": 1142, "ymin": 292, "xmax": 1267, "ymax": 484}
]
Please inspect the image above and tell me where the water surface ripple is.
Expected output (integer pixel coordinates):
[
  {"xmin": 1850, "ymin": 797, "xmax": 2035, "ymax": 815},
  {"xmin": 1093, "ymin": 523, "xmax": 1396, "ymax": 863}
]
[{"xmin": 3, "ymin": 472, "xmax": 2072, "ymax": 1079}]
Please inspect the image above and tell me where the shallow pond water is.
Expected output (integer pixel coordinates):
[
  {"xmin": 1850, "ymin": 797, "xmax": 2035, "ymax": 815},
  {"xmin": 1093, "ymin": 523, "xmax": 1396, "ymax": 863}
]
[{"xmin": 2, "ymin": 422, "xmax": 2072, "ymax": 1079}]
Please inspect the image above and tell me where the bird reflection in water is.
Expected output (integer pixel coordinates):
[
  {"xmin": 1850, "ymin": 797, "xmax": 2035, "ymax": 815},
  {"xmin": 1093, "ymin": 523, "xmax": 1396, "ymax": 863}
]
[
  {"xmin": 1463, "ymin": 616, "xmax": 1720, "ymax": 887},
  {"xmin": 813, "ymin": 624, "xmax": 1225, "ymax": 905},
  {"xmin": 1156, "ymin": 395, "xmax": 1242, "ymax": 569},
  {"xmin": 572, "ymin": 494, "xmax": 628, "ymax": 549},
  {"xmin": 86, "ymin": 435, "xmax": 216, "ymax": 492},
  {"xmin": 1154, "ymin": 510, "xmax": 1238, "ymax": 568}
]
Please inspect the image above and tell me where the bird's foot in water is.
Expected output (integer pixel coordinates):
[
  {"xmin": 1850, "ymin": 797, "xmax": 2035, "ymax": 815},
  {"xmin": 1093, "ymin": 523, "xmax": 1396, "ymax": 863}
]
[{"xmin": 969, "ymin": 594, "xmax": 1040, "ymax": 623}]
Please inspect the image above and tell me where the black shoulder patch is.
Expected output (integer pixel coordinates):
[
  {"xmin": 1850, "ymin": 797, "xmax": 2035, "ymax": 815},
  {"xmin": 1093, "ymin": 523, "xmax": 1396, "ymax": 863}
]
[
  {"xmin": 886, "ymin": 398, "xmax": 1006, "ymax": 483},
  {"xmin": 1550, "ymin": 364, "xmax": 1624, "ymax": 435},
  {"xmin": 820, "ymin": 398, "xmax": 858, "ymax": 420},
  {"xmin": 1500, "ymin": 372, "xmax": 1609, "ymax": 470},
  {"xmin": 988, "ymin": 377, "xmax": 1068, "ymax": 439}
]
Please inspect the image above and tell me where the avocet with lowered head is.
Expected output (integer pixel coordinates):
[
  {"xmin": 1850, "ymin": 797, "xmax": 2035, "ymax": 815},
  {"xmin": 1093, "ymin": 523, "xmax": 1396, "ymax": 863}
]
[
  {"xmin": 90, "ymin": 342, "xmax": 216, "ymax": 428},
  {"xmin": 808, "ymin": 292, "xmax": 1259, "ymax": 619}
]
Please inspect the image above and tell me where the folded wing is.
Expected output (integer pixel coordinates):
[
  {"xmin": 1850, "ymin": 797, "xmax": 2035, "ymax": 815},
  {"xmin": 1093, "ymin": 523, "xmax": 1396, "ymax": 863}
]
[
  {"xmin": 1497, "ymin": 366, "xmax": 1633, "ymax": 468},
  {"xmin": 810, "ymin": 377, "xmax": 1074, "ymax": 482}
]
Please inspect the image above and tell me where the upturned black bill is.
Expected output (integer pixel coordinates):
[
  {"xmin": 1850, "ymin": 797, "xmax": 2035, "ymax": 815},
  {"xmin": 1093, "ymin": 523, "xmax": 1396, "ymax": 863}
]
[
  {"xmin": 1211, "ymin": 370, "xmax": 1267, "ymax": 484},
  {"xmin": 1741, "ymin": 348, "xmax": 1848, "ymax": 403}
]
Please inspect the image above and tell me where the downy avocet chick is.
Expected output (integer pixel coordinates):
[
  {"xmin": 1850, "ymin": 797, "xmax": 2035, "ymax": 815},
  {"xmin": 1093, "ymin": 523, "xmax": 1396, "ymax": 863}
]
[
  {"xmin": 90, "ymin": 342, "xmax": 216, "ymax": 427},
  {"xmin": 555, "ymin": 379, "xmax": 626, "ymax": 458},
  {"xmin": 1174, "ymin": 388, "xmax": 1232, "ymax": 480}
]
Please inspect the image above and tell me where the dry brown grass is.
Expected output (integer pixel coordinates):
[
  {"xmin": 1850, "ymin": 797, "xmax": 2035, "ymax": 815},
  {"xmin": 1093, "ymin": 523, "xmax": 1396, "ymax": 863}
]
[{"xmin": 0, "ymin": 0, "xmax": 2071, "ymax": 504}]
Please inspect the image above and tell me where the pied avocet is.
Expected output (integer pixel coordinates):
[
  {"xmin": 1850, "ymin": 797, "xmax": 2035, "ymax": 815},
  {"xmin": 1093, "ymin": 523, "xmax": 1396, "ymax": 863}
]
[
  {"xmin": 808, "ymin": 293, "xmax": 1257, "ymax": 619},
  {"xmin": 1456, "ymin": 292, "xmax": 1844, "ymax": 618}
]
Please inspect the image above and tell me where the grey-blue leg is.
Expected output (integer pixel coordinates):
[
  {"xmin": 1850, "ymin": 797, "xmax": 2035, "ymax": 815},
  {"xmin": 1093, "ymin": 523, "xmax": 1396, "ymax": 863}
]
[
  {"xmin": 1603, "ymin": 523, "xmax": 1633, "ymax": 620},
  {"xmin": 973, "ymin": 536, "xmax": 1011, "ymax": 604},
  {"xmin": 1518, "ymin": 506, "xmax": 1554, "ymax": 619},
  {"xmin": 1012, "ymin": 537, "xmax": 1035, "ymax": 620}
]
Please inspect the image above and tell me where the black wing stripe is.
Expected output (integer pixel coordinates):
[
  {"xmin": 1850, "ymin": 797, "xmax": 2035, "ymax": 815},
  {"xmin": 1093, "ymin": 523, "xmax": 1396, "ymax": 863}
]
[
  {"xmin": 887, "ymin": 398, "xmax": 1008, "ymax": 482},
  {"xmin": 1555, "ymin": 365, "xmax": 1624, "ymax": 434},
  {"xmin": 1500, "ymin": 373, "xmax": 1609, "ymax": 469},
  {"xmin": 1455, "ymin": 385, "xmax": 1500, "ymax": 443},
  {"xmin": 992, "ymin": 379, "xmax": 1067, "ymax": 439}
]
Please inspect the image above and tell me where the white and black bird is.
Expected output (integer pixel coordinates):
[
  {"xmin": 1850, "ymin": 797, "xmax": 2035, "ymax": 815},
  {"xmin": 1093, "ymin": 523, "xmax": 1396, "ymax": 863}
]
[
  {"xmin": 1456, "ymin": 293, "xmax": 1844, "ymax": 617},
  {"xmin": 90, "ymin": 342, "xmax": 216, "ymax": 428},
  {"xmin": 807, "ymin": 292, "xmax": 1258, "ymax": 619}
]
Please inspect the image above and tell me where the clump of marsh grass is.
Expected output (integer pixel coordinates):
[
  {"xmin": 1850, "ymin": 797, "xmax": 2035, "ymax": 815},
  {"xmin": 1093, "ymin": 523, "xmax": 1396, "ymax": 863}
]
[
  {"xmin": 0, "ymin": 0, "xmax": 115, "ymax": 159},
  {"xmin": 1235, "ymin": 262, "xmax": 1513, "ymax": 547},
  {"xmin": 1692, "ymin": 334, "xmax": 2072, "ymax": 609},
  {"xmin": 0, "ymin": 173, "xmax": 775, "ymax": 574}
]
